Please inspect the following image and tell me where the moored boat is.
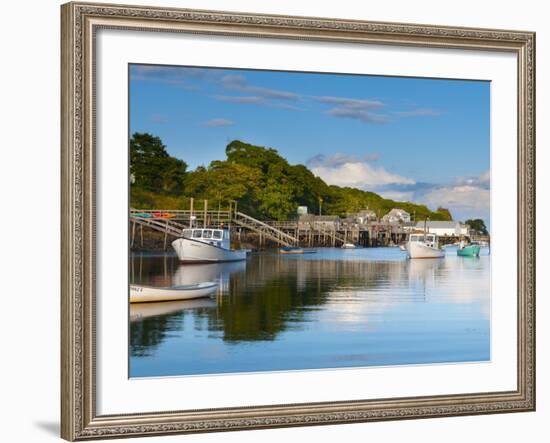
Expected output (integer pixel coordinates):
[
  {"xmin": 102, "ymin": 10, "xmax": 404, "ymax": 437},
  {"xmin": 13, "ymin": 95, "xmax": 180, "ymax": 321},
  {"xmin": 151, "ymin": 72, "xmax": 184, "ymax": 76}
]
[
  {"xmin": 172, "ymin": 228, "xmax": 248, "ymax": 263},
  {"xmin": 341, "ymin": 243, "xmax": 357, "ymax": 249},
  {"xmin": 406, "ymin": 233, "xmax": 445, "ymax": 259},
  {"xmin": 279, "ymin": 246, "xmax": 304, "ymax": 254},
  {"xmin": 457, "ymin": 243, "xmax": 481, "ymax": 257},
  {"xmin": 130, "ymin": 282, "xmax": 217, "ymax": 303}
]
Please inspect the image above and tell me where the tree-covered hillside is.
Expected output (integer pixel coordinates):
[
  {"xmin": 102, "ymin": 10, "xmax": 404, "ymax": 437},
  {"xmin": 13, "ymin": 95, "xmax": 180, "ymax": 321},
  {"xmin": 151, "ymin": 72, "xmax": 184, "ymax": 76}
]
[{"xmin": 130, "ymin": 134, "xmax": 452, "ymax": 222}]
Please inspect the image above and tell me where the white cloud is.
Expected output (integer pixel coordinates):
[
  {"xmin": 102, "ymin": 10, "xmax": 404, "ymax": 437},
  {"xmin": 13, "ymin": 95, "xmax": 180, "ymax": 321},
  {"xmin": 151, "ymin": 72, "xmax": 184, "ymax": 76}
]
[
  {"xmin": 327, "ymin": 107, "xmax": 388, "ymax": 124},
  {"xmin": 212, "ymin": 95, "xmax": 266, "ymax": 104},
  {"xmin": 309, "ymin": 154, "xmax": 415, "ymax": 188},
  {"xmin": 205, "ymin": 118, "xmax": 234, "ymax": 127},
  {"xmin": 393, "ymin": 108, "xmax": 441, "ymax": 117},
  {"xmin": 130, "ymin": 65, "xmax": 206, "ymax": 89},
  {"xmin": 220, "ymin": 74, "xmax": 300, "ymax": 101},
  {"xmin": 479, "ymin": 170, "xmax": 490, "ymax": 183},
  {"xmin": 422, "ymin": 184, "xmax": 490, "ymax": 220},
  {"xmin": 311, "ymin": 95, "xmax": 388, "ymax": 124},
  {"xmin": 454, "ymin": 169, "xmax": 490, "ymax": 187},
  {"xmin": 374, "ymin": 170, "xmax": 491, "ymax": 222},
  {"xmin": 311, "ymin": 96, "xmax": 384, "ymax": 109}
]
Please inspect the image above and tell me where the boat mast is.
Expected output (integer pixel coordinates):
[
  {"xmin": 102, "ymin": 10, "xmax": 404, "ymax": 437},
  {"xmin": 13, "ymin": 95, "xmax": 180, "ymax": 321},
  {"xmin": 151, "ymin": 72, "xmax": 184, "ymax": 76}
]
[{"xmin": 423, "ymin": 218, "xmax": 427, "ymax": 242}]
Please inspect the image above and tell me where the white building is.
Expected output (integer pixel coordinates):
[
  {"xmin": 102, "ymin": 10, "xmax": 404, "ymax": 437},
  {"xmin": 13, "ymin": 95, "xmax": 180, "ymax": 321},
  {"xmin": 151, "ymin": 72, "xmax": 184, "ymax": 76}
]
[
  {"xmin": 382, "ymin": 208, "xmax": 411, "ymax": 223},
  {"xmin": 414, "ymin": 221, "xmax": 469, "ymax": 237},
  {"xmin": 355, "ymin": 209, "xmax": 377, "ymax": 224},
  {"xmin": 297, "ymin": 206, "xmax": 308, "ymax": 215}
]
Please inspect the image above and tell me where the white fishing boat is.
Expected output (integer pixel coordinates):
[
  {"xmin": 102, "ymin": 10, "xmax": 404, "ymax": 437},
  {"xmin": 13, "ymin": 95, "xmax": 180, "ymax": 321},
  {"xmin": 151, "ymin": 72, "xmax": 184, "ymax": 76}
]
[
  {"xmin": 130, "ymin": 282, "xmax": 217, "ymax": 303},
  {"xmin": 406, "ymin": 233, "xmax": 445, "ymax": 259},
  {"xmin": 172, "ymin": 228, "xmax": 248, "ymax": 263}
]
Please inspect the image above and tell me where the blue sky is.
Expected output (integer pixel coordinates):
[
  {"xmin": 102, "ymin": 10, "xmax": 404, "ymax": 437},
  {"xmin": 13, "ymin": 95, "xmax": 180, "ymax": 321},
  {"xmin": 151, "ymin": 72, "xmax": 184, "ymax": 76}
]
[{"xmin": 129, "ymin": 64, "xmax": 490, "ymax": 224}]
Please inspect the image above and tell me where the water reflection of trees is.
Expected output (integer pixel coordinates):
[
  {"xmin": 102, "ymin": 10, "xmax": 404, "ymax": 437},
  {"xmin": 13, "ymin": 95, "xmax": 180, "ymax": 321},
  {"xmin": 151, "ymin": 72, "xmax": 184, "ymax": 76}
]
[
  {"xmin": 130, "ymin": 252, "xmax": 442, "ymax": 352},
  {"xmin": 130, "ymin": 311, "xmax": 184, "ymax": 357}
]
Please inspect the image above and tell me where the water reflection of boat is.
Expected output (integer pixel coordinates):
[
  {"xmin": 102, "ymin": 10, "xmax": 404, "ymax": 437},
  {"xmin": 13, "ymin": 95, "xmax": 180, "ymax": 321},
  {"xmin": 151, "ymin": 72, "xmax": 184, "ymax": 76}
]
[
  {"xmin": 407, "ymin": 257, "xmax": 442, "ymax": 281},
  {"xmin": 172, "ymin": 260, "xmax": 246, "ymax": 285},
  {"xmin": 130, "ymin": 282, "xmax": 217, "ymax": 303},
  {"xmin": 130, "ymin": 297, "xmax": 217, "ymax": 321},
  {"xmin": 172, "ymin": 228, "xmax": 247, "ymax": 263}
]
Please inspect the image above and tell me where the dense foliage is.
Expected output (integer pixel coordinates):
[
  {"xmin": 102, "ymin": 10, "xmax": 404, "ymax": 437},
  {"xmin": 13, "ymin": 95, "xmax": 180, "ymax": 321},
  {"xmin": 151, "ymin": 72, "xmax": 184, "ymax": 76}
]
[
  {"xmin": 130, "ymin": 134, "xmax": 452, "ymax": 222},
  {"xmin": 465, "ymin": 218, "xmax": 488, "ymax": 235},
  {"xmin": 130, "ymin": 133, "xmax": 188, "ymax": 195}
]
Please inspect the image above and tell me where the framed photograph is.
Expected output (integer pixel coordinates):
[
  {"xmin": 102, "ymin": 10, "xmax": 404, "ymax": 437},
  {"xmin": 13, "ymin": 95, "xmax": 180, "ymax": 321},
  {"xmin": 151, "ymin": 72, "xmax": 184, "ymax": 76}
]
[{"xmin": 61, "ymin": 2, "xmax": 536, "ymax": 440}]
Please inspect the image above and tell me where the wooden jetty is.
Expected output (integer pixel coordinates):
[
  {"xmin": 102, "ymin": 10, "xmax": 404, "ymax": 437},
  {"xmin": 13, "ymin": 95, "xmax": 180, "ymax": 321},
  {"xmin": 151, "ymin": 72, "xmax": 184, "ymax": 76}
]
[
  {"xmin": 130, "ymin": 201, "xmax": 299, "ymax": 249},
  {"xmin": 129, "ymin": 200, "xmax": 464, "ymax": 250}
]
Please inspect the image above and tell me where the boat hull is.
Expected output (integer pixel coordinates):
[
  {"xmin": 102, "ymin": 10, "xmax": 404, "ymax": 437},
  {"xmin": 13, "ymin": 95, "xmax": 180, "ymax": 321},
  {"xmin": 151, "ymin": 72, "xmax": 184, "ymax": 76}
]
[
  {"xmin": 457, "ymin": 245, "xmax": 481, "ymax": 257},
  {"xmin": 407, "ymin": 242, "xmax": 445, "ymax": 259},
  {"xmin": 279, "ymin": 247, "xmax": 304, "ymax": 254},
  {"xmin": 130, "ymin": 298, "xmax": 217, "ymax": 320},
  {"xmin": 130, "ymin": 282, "xmax": 217, "ymax": 303},
  {"xmin": 172, "ymin": 238, "xmax": 247, "ymax": 263}
]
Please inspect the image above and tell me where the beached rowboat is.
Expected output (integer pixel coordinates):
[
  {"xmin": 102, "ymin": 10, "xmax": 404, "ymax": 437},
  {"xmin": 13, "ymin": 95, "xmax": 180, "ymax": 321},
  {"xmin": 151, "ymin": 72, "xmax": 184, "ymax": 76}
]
[{"xmin": 130, "ymin": 282, "xmax": 217, "ymax": 303}]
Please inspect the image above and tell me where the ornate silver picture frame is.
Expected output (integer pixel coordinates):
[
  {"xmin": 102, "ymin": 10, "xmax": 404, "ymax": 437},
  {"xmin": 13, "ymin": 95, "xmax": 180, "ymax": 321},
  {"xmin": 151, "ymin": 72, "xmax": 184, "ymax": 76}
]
[{"xmin": 61, "ymin": 2, "xmax": 535, "ymax": 440}]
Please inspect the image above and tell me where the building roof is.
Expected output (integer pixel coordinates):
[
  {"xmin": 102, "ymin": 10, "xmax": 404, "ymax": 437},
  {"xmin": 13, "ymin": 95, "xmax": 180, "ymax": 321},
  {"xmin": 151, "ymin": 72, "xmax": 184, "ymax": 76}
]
[
  {"xmin": 415, "ymin": 221, "xmax": 463, "ymax": 229},
  {"xmin": 388, "ymin": 208, "xmax": 410, "ymax": 215}
]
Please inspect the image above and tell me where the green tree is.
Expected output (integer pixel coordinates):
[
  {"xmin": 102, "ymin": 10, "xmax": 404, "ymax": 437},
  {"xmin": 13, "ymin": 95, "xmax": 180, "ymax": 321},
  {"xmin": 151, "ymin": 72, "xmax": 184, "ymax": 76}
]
[
  {"xmin": 436, "ymin": 207, "xmax": 453, "ymax": 220},
  {"xmin": 465, "ymin": 218, "xmax": 488, "ymax": 235},
  {"xmin": 257, "ymin": 164, "xmax": 296, "ymax": 220},
  {"xmin": 185, "ymin": 160, "xmax": 261, "ymax": 213},
  {"xmin": 130, "ymin": 132, "xmax": 187, "ymax": 195},
  {"xmin": 129, "ymin": 135, "xmax": 457, "ymax": 222}
]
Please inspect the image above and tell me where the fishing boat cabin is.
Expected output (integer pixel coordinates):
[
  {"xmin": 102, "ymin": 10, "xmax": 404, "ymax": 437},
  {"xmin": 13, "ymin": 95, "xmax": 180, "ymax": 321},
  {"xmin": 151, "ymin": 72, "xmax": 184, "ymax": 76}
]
[
  {"xmin": 181, "ymin": 228, "xmax": 231, "ymax": 249},
  {"xmin": 409, "ymin": 233, "xmax": 439, "ymax": 249}
]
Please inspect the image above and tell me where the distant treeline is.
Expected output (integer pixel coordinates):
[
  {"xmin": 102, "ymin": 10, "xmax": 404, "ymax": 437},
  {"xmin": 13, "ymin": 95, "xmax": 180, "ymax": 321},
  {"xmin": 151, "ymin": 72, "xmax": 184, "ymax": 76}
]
[{"xmin": 130, "ymin": 133, "xmax": 452, "ymax": 222}]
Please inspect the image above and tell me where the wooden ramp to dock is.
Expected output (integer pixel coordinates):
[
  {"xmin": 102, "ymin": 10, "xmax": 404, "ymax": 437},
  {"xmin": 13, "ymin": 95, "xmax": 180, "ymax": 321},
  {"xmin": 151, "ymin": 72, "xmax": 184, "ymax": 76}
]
[
  {"xmin": 129, "ymin": 209, "xmax": 298, "ymax": 247},
  {"xmin": 130, "ymin": 215, "xmax": 185, "ymax": 237},
  {"xmin": 232, "ymin": 211, "xmax": 297, "ymax": 247}
]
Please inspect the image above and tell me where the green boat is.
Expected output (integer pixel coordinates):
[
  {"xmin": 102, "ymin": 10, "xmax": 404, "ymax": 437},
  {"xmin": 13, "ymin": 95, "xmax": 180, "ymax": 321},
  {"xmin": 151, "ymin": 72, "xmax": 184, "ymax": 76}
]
[{"xmin": 457, "ymin": 244, "xmax": 481, "ymax": 257}]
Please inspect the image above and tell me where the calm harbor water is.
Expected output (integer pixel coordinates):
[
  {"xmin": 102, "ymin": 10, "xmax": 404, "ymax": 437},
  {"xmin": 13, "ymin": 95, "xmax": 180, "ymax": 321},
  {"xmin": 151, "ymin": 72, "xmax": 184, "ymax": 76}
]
[{"xmin": 129, "ymin": 247, "xmax": 490, "ymax": 377}]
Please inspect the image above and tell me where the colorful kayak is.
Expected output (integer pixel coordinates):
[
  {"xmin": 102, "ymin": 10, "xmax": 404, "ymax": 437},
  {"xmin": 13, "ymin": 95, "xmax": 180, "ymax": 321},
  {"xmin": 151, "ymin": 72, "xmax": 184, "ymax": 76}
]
[
  {"xmin": 131, "ymin": 212, "xmax": 153, "ymax": 218},
  {"xmin": 153, "ymin": 212, "xmax": 176, "ymax": 219},
  {"xmin": 457, "ymin": 244, "xmax": 481, "ymax": 257}
]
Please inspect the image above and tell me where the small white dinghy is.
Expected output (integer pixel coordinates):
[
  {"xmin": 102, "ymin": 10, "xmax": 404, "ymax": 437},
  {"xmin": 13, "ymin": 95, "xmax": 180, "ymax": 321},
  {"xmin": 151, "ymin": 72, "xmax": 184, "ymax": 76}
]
[
  {"xmin": 341, "ymin": 243, "xmax": 357, "ymax": 249},
  {"xmin": 130, "ymin": 282, "xmax": 217, "ymax": 303}
]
